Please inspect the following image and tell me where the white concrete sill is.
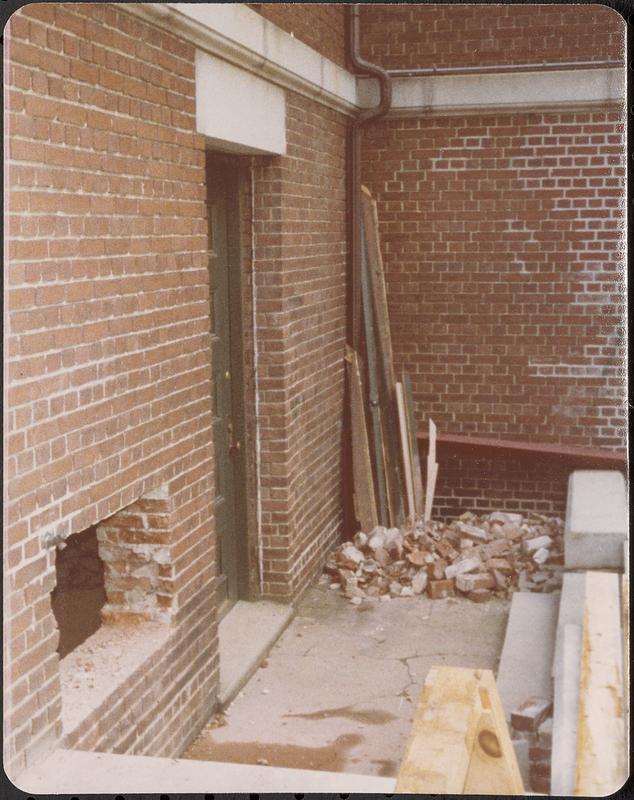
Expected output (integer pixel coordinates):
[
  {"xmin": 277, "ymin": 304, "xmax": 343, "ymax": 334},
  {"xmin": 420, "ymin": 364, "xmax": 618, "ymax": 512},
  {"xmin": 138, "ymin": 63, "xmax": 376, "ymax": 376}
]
[{"xmin": 60, "ymin": 620, "xmax": 171, "ymax": 740}]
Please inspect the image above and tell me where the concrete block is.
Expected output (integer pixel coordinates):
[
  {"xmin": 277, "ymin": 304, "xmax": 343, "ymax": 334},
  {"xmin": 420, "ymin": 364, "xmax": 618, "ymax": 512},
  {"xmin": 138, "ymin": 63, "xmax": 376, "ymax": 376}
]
[
  {"xmin": 565, "ymin": 470, "xmax": 628, "ymax": 569},
  {"xmin": 551, "ymin": 623, "xmax": 582, "ymax": 796},
  {"xmin": 512, "ymin": 737, "xmax": 530, "ymax": 789},
  {"xmin": 551, "ymin": 572, "xmax": 585, "ymax": 678},
  {"xmin": 496, "ymin": 592, "xmax": 558, "ymax": 719}
]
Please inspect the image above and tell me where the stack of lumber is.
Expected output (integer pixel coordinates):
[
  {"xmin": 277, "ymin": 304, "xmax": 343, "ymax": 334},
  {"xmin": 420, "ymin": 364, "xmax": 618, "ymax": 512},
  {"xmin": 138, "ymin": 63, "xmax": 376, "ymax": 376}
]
[{"xmin": 346, "ymin": 186, "xmax": 431, "ymax": 533}]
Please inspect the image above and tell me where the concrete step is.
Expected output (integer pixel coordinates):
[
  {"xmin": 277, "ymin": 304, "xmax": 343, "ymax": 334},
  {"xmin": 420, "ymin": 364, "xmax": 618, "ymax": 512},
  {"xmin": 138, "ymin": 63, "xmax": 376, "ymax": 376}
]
[
  {"xmin": 496, "ymin": 591, "xmax": 559, "ymax": 719},
  {"xmin": 218, "ymin": 599, "xmax": 294, "ymax": 707},
  {"xmin": 15, "ymin": 748, "xmax": 397, "ymax": 794}
]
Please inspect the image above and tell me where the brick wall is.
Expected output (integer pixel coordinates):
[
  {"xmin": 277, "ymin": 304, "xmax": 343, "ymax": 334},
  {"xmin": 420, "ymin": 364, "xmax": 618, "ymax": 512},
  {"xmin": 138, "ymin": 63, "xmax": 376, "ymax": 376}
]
[
  {"xmin": 432, "ymin": 451, "xmax": 570, "ymax": 522},
  {"xmin": 361, "ymin": 109, "xmax": 626, "ymax": 454},
  {"xmin": 250, "ymin": 2, "xmax": 347, "ymax": 69},
  {"xmin": 252, "ymin": 92, "xmax": 348, "ymax": 599},
  {"xmin": 5, "ymin": 2, "xmax": 217, "ymax": 777},
  {"xmin": 360, "ymin": 4, "xmax": 625, "ymax": 70}
]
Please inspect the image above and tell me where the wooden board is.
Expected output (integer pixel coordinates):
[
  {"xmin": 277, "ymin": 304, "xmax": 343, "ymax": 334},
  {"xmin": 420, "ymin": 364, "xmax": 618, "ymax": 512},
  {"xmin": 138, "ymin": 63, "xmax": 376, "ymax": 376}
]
[
  {"xmin": 360, "ymin": 185, "xmax": 396, "ymax": 395},
  {"xmin": 424, "ymin": 418, "xmax": 438, "ymax": 522},
  {"xmin": 402, "ymin": 373, "xmax": 424, "ymax": 516},
  {"xmin": 360, "ymin": 186, "xmax": 404, "ymax": 527},
  {"xmin": 574, "ymin": 571, "xmax": 627, "ymax": 796},
  {"xmin": 359, "ymin": 210, "xmax": 389, "ymax": 526},
  {"xmin": 395, "ymin": 382, "xmax": 415, "ymax": 525},
  {"xmin": 359, "ymin": 190, "xmax": 403, "ymax": 527},
  {"xmin": 345, "ymin": 346, "xmax": 379, "ymax": 533},
  {"xmin": 396, "ymin": 666, "xmax": 524, "ymax": 795}
]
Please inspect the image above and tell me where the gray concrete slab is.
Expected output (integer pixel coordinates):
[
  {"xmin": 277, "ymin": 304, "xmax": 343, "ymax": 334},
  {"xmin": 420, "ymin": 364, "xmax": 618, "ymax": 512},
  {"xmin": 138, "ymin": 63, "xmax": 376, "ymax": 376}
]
[
  {"xmin": 552, "ymin": 572, "xmax": 585, "ymax": 678},
  {"xmin": 184, "ymin": 585, "xmax": 510, "ymax": 778},
  {"xmin": 218, "ymin": 599, "xmax": 294, "ymax": 706},
  {"xmin": 15, "ymin": 748, "xmax": 396, "ymax": 794},
  {"xmin": 565, "ymin": 470, "xmax": 628, "ymax": 569},
  {"xmin": 551, "ymin": 623, "xmax": 582, "ymax": 796},
  {"xmin": 513, "ymin": 737, "xmax": 530, "ymax": 789},
  {"xmin": 496, "ymin": 592, "xmax": 558, "ymax": 718}
]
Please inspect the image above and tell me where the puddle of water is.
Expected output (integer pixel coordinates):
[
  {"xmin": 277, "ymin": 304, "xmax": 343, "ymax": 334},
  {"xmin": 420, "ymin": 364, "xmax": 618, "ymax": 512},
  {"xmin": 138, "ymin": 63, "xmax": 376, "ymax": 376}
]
[
  {"xmin": 371, "ymin": 758, "xmax": 398, "ymax": 777},
  {"xmin": 182, "ymin": 732, "xmax": 363, "ymax": 772},
  {"xmin": 283, "ymin": 705, "xmax": 397, "ymax": 725}
]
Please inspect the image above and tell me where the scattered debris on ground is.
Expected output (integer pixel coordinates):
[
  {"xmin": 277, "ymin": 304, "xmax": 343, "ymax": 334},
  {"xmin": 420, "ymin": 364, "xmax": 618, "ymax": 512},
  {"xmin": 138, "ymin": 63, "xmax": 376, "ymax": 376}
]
[{"xmin": 324, "ymin": 511, "xmax": 563, "ymax": 604}]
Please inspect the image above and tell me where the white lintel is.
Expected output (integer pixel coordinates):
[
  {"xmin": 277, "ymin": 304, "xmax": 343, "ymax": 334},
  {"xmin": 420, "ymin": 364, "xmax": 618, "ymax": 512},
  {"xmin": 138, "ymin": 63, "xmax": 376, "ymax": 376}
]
[
  {"xmin": 357, "ymin": 68, "xmax": 625, "ymax": 115},
  {"xmin": 195, "ymin": 50, "xmax": 286, "ymax": 155}
]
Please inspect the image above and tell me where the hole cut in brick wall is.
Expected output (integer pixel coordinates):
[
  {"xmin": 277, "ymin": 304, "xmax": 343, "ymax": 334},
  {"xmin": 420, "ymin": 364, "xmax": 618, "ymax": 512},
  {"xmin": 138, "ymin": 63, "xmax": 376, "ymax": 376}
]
[{"xmin": 51, "ymin": 525, "xmax": 107, "ymax": 659}]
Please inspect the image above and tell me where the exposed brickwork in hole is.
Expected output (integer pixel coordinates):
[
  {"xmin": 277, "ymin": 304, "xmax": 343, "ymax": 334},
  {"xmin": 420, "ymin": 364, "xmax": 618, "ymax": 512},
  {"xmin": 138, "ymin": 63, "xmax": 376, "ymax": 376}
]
[
  {"xmin": 362, "ymin": 109, "xmax": 626, "ymax": 452},
  {"xmin": 96, "ymin": 489, "xmax": 174, "ymax": 623},
  {"xmin": 360, "ymin": 4, "xmax": 625, "ymax": 71}
]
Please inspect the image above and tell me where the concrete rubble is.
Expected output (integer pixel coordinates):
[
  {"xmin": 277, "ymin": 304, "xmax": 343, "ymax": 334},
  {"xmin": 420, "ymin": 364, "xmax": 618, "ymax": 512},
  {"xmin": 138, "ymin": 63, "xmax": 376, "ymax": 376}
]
[{"xmin": 324, "ymin": 510, "xmax": 564, "ymax": 604}]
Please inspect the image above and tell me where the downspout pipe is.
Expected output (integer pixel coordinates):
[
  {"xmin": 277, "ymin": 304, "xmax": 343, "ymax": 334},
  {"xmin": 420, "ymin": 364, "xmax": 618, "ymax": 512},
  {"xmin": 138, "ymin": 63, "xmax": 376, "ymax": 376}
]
[{"xmin": 348, "ymin": 4, "xmax": 392, "ymax": 349}]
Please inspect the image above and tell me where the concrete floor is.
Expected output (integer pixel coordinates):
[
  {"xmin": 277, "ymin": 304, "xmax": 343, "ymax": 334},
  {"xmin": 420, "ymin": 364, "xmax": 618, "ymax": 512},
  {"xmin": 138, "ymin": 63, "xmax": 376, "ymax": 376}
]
[{"xmin": 183, "ymin": 581, "xmax": 510, "ymax": 777}]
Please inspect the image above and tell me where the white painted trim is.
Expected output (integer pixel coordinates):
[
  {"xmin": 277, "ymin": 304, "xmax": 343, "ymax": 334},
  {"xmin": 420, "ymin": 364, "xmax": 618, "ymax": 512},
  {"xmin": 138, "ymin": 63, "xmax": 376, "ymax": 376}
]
[
  {"xmin": 120, "ymin": 4, "xmax": 624, "ymax": 116},
  {"xmin": 120, "ymin": 2, "xmax": 357, "ymax": 115},
  {"xmin": 357, "ymin": 68, "xmax": 625, "ymax": 115}
]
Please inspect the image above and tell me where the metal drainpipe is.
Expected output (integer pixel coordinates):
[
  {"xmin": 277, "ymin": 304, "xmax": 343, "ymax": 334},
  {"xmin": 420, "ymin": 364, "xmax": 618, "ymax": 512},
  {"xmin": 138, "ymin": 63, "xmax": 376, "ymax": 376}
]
[
  {"xmin": 386, "ymin": 58, "xmax": 623, "ymax": 78},
  {"xmin": 348, "ymin": 4, "xmax": 392, "ymax": 350}
]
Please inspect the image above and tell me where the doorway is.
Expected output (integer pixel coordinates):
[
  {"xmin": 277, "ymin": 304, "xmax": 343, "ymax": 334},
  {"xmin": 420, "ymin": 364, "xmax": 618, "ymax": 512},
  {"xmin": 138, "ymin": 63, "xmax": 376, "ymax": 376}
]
[{"xmin": 205, "ymin": 152, "xmax": 249, "ymax": 617}]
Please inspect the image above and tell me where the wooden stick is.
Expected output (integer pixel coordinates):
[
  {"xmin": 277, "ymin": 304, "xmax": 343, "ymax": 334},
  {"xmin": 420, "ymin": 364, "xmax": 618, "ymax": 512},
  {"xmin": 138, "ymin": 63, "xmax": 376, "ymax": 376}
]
[
  {"xmin": 396, "ymin": 382, "xmax": 415, "ymax": 525},
  {"xmin": 360, "ymin": 185, "xmax": 404, "ymax": 527},
  {"xmin": 345, "ymin": 346, "xmax": 379, "ymax": 533},
  {"xmin": 402, "ymin": 373, "xmax": 425, "ymax": 516},
  {"xmin": 424, "ymin": 418, "xmax": 438, "ymax": 522}
]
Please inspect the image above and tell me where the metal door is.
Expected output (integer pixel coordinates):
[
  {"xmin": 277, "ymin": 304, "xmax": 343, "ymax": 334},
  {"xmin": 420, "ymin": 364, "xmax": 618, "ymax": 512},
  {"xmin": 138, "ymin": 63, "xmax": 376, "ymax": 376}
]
[{"xmin": 205, "ymin": 154, "xmax": 247, "ymax": 614}]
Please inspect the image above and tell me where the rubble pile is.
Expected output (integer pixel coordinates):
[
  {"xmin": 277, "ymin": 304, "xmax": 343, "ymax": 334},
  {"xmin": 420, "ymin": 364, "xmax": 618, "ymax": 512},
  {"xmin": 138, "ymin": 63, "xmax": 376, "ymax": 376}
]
[{"xmin": 324, "ymin": 511, "xmax": 564, "ymax": 604}]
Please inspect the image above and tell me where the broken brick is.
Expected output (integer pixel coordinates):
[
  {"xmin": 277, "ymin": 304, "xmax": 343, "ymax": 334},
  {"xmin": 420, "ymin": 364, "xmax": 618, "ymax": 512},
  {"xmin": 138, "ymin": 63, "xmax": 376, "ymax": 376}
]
[
  {"xmin": 466, "ymin": 588, "xmax": 493, "ymax": 603},
  {"xmin": 511, "ymin": 697, "xmax": 553, "ymax": 732},
  {"xmin": 456, "ymin": 572, "xmax": 496, "ymax": 592},
  {"xmin": 428, "ymin": 579, "xmax": 455, "ymax": 599}
]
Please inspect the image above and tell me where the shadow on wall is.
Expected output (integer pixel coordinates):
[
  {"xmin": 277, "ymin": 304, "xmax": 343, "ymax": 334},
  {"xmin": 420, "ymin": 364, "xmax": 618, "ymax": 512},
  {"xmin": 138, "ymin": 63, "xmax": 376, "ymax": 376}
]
[{"xmin": 50, "ymin": 526, "xmax": 107, "ymax": 659}]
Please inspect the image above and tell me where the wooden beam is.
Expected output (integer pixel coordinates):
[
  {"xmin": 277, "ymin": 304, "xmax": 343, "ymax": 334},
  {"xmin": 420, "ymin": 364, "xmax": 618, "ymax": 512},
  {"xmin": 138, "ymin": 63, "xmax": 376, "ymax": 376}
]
[
  {"xmin": 574, "ymin": 571, "xmax": 627, "ymax": 796},
  {"xmin": 396, "ymin": 381, "xmax": 415, "ymax": 525},
  {"xmin": 359, "ymin": 209, "xmax": 389, "ymax": 526},
  {"xmin": 402, "ymin": 373, "xmax": 425, "ymax": 517},
  {"xmin": 396, "ymin": 666, "xmax": 524, "ymax": 794},
  {"xmin": 360, "ymin": 185, "xmax": 404, "ymax": 527},
  {"xmin": 424, "ymin": 418, "xmax": 438, "ymax": 522},
  {"xmin": 345, "ymin": 346, "xmax": 379, "ymax": 533},
  {"xmin": 416, "ymin": 431, "xmax": 627, "ymax": 469}
]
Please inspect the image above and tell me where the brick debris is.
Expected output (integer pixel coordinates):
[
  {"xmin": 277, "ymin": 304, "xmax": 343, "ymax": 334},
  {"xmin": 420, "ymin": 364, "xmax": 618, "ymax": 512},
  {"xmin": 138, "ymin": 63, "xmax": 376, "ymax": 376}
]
[{"xmin": 324, "ymin": 511, "xmax": 564, "ymax": 604}]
